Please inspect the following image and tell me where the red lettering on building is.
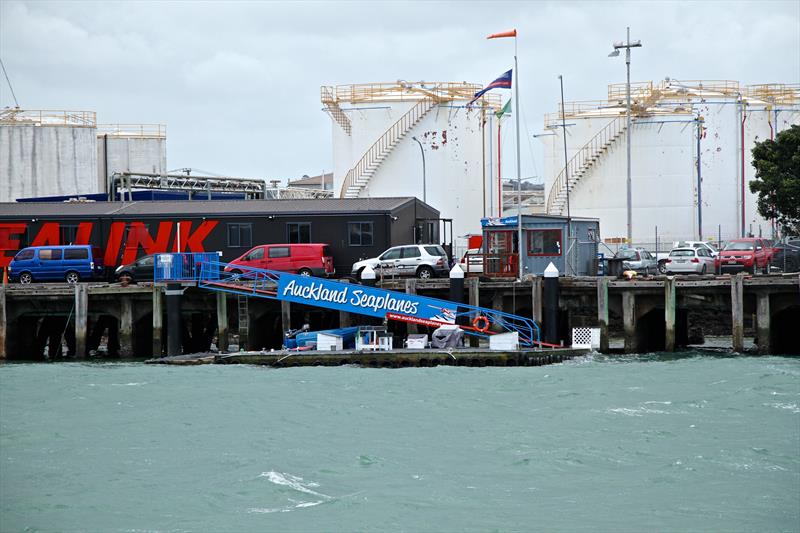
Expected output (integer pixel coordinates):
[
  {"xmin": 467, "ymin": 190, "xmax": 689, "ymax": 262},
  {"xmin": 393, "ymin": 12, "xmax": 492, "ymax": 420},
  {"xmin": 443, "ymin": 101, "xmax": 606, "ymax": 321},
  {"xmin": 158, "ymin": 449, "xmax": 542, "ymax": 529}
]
[
  {"xmin": 74, "ymin": 222, "xmax": 93, "ymax": 244},
  {"xmin": 0, "ymin": 223, "xmax": 27, "ymax": 268},
  {"xmin": 104, "ymin": 222, "xmax": 126, "ymax": 266},
  {"xmin": 31, "ymin": 222, "xmax": 60, "ymax": 247},
  {"xmin": 121, "ymin": 221, "xmax": 174, "ymax": 264},
  {"xmin": 181, "ymin": 220, "xmax": 218, "ymax": 252}
]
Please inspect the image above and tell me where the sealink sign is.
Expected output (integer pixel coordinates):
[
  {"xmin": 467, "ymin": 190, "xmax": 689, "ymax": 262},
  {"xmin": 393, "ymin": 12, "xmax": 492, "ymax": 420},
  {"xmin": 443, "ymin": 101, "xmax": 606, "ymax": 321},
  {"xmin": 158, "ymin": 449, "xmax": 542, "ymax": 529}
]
[{"xmin": 277, "ymin": 276, "xmax": 455, "ymax": 322}]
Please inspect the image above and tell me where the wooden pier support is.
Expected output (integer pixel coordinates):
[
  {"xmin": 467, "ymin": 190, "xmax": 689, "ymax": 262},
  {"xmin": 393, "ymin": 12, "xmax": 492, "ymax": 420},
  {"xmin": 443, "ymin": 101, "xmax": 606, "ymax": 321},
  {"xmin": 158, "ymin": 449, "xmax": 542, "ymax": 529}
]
[
  {"xmin": 281, "ymin": 300, "xmax": 291, "ymax": 339},
  {"xmin": 467, "ymin": 277, "xmax": 480, "ymax": 347},
  {"xmin": 152, "ymin": 285, "xmax": 163, "ymax": 358},
  {"xmin": 165, "ymin": 283, "xmax": 182, "ymax": 357},
  {"xmin": 622, "ymin": 291, "xmax": 637, "ymax": 354},
  {"xmin": 119, "ymin": 296, "xmax": 133, "ymax": 358},
  {"xmin": 731, "ymin": 273, "xmax": 744, "ymax": 352},
  {"xmin": 664, "ymin": 276, "xmax": 676, "ymax": 352},
  {"xmin": 405, "ymin": 279, "xmax": 418, "ymax": 334},
  {"xmin": 0, "ymin": 286, "xmax": 6, "ymax": 360},
  {"xmin": 74, "ymin": 284, "xmax": 88, "ymax": 359},
  {"xmin": 531, "ymin": 276, "xmax": 543, "ymax": 324},
  {"xmin": 596, "ymin": 277, "xmax": 609, "ymax": 353},
  {"xmin": 756, "ymin": 292, "xmax": 770, "ymax": 355},
  {"xmin": 216, "ymin": 291, "xmax": 228, "ymax": 353}
]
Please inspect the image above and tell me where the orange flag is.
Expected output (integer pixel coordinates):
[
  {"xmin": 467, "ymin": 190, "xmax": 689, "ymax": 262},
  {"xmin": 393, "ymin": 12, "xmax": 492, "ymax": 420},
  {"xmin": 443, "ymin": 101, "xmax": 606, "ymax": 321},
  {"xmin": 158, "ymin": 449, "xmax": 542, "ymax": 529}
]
[{"xmin": 487, "ymin": 29, "xmax": 517, "ymax": 39}]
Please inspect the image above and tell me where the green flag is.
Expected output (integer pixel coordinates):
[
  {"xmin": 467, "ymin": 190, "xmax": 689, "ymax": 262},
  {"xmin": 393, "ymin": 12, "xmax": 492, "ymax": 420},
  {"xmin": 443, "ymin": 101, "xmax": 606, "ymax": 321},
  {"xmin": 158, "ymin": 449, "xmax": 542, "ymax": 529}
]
[{"xmin": 495, "ymin": 99, "xmax": 511, "ymax": 119}]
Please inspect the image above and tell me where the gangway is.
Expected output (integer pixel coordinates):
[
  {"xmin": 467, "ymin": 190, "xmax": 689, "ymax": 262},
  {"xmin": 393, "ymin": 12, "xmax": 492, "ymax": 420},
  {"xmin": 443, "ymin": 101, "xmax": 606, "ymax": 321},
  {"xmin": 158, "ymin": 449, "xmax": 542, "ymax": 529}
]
[{"xmin": 156, "ymin": 255, "xmax": 541, "ymax": 348}]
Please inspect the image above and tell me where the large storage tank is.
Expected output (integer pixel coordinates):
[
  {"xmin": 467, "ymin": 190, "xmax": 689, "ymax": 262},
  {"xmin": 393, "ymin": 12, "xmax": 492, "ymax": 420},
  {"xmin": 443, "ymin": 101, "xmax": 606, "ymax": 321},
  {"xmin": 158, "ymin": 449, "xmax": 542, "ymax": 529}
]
[
  {"xmin": 0, "ymin": 109, "xmax": 98, "ymax": 202},
  {"xmin": 541, "ymin": 81, "xmax": 800, "ymax": 247},
  {"xmin": 97, "ymin": 124, "xmax": 167, "ymax": 193},
  {"xmin": 322, "ymin": 81, "xmax": 502, "ymax": 239}
]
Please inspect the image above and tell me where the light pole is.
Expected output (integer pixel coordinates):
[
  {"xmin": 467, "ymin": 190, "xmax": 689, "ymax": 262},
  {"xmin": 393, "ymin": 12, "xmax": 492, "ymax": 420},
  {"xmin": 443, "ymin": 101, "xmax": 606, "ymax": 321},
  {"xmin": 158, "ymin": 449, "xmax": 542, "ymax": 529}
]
[
  {"xmin": 411, "ymin": 136, "xmax": 427, "ymax": 204},
  {"xmin": 609, "ymin": 27, "xmax": 642, "ymax": 244},
  {"xmin": 558, "ymin": 74, "xmax": 572, "ymax": 275}
]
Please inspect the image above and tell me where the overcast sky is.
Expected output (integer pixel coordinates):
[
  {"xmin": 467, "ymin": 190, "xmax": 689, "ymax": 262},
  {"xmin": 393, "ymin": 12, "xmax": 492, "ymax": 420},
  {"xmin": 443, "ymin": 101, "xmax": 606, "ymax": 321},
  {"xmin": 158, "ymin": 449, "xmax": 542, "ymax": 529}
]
[{"xmin": 2, "ymin": 0, "xmax": 798, "ymax": 183}]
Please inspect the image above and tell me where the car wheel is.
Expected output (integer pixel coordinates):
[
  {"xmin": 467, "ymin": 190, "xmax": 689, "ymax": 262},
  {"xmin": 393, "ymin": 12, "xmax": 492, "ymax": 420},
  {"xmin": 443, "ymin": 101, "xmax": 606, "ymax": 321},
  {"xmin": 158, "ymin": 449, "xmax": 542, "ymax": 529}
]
[
  {"xmin": 657, "ymin": 261, "xmax": 667, "ymax": 274},
  {"xmin": 230, "ymin": 269, "xmax": 242, "ymax": 276},
  {"xmin": 19, "ymin": 272, "xmax": 32, "ymax": 284},
  {"xmin": 701, "ymin": 264, "xmax": 707, "ymax": 275},
  {"xmin": 65, "ymin": 271, "xmax": 80, "ymax": 284},
  {"xmin": 417, "ymin": 266, "xmax": 434, "ymax": 279},
  {"xmin": 298, "ymin": 268, "xmax": 312, "ymax": 277}
]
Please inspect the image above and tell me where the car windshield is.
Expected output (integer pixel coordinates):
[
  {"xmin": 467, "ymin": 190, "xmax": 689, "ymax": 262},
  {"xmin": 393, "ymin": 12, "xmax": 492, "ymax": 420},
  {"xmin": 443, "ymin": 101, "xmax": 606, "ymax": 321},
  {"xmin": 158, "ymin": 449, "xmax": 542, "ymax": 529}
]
[
  {"xmin": 615, "ymin": 250, "xmax": 638, "ymax": 260},
  {"xmin": 724, "ymin": 242, "xmax": 754, "ymax": 251},
  {"xmin": 670, "ymin": 249, "xmax": 695, "ymax": 257}
]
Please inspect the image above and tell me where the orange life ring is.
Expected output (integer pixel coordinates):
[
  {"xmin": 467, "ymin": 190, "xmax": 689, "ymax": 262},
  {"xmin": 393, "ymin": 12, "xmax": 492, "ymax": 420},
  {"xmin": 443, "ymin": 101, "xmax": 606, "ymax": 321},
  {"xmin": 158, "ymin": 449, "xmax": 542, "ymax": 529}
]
[{"xmin": 472, "ymin": 315, "xmax": 490, "ymax": 332}]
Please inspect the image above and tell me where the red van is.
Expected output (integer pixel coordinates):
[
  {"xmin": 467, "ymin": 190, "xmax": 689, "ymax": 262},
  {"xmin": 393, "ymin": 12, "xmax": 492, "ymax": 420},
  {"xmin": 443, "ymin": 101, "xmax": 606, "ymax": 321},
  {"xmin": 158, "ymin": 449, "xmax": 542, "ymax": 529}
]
[{"xmin": 224, "ymin": 243, "xmax": 334, "ymax": 277}]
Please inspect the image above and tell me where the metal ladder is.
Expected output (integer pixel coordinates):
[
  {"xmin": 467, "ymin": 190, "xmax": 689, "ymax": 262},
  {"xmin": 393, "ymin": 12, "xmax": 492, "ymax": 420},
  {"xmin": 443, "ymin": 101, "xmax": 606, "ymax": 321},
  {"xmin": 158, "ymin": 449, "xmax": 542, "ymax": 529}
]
[{"xmin": 237, "ymin": 294, "xmax": 249, "ymax": 350}]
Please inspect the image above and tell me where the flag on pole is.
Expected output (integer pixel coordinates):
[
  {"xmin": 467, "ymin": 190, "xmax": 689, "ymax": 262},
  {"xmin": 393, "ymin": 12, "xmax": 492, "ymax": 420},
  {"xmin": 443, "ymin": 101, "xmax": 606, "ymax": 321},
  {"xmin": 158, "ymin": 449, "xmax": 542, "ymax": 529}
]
[
  {"xmin": 468, "ymin": 69, "xmax": 512, "ymax": 107},
  {"xmin": 487, "ymin": 29, "xmax": 517, "ymax": 39},
  {"xmin": 495, "ymin": 99, "xmax": 511, "ymax": 119}
]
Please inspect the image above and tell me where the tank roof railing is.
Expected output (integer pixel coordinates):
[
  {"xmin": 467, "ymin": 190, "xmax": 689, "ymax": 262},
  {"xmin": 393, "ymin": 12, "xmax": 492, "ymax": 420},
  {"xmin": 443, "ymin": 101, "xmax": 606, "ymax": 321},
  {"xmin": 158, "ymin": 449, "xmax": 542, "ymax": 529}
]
[
  {"xmin": 321, "ymin": 81, "xmax": 502, "ymax": 109},
  {"xmin": 743, "ymin": 83, "xmax": 800, "ymax": 104},
  {"xmin": 97, "ymin": 124, "xmax": 167, "ymax": 138},
  {"xmin": 0, "ymin": 109, "xmax": 97, "ymax": 127}
]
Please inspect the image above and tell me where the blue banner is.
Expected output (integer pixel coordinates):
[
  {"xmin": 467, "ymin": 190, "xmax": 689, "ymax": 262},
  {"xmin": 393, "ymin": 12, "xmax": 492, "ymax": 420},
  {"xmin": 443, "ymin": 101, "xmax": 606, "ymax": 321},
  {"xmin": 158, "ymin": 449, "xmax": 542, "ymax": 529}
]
[{"xmin": 277, "ymin": 276, "xmax": 457, "ymax": 325}]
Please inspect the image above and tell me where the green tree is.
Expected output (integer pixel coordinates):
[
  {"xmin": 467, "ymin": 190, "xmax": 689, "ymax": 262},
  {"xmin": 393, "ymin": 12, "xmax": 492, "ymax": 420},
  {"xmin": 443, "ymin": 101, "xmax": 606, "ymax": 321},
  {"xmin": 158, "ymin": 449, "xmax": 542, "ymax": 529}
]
[{"xmin": 750, "ymin": 124, "xmax": 800, "ymax": 234}]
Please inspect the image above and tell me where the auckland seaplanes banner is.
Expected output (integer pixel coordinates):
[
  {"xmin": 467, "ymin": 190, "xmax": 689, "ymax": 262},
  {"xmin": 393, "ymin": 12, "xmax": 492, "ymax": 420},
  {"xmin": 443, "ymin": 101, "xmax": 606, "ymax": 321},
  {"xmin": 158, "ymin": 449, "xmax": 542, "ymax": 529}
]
[{"xmin": 277, "ymin": 275, "xmax": 457, "ymax": 328}]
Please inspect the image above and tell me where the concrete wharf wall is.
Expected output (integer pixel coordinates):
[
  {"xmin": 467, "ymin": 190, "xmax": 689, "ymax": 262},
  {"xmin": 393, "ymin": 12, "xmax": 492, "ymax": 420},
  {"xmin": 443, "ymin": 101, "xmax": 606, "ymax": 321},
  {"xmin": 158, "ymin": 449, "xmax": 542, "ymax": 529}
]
[{"xmin": 0, "ymin": 274, "xmax": 798, "ymax": 360}]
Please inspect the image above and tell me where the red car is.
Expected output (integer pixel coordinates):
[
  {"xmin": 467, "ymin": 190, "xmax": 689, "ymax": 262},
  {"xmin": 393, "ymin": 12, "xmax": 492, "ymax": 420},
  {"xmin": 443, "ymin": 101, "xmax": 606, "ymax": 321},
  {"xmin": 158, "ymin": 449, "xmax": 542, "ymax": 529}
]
[
  {"xmin": 715, "ymin": 238, "xmax": 771, "ymax": 275},
  {"xmin": 224, "ymin": 243, "xmax": 334, "ymax": 277}
]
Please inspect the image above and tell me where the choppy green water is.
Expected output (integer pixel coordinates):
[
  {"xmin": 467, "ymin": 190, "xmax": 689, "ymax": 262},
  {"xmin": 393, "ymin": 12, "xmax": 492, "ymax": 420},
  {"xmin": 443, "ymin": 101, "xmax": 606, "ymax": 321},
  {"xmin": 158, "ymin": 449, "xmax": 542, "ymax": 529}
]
[{"xmin": 1, "ymin": 354, "xmax": 798, "ymax": 533}]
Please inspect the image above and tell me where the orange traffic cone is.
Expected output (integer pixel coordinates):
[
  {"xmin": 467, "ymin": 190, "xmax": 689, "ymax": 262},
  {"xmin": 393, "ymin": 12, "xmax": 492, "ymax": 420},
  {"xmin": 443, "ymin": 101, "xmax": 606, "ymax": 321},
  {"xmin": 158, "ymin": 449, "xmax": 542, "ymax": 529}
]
[{"xmin": 2, "ymin": 267, "xmax": 7, "ymax": 285}]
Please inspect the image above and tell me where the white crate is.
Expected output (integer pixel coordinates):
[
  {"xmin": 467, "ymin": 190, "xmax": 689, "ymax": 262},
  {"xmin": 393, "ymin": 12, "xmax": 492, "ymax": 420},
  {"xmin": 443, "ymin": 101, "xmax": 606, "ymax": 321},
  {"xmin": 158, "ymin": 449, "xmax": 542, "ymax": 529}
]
[
  {"xmin": 406, "ymin": 334, "xmax": 428, "ymax": 349},
  {"xmin": 572, "ymin": 328, "xmax": 600, "ymax": 349},
  {"xmin": 489, "ymin": 331, "xmax": 519, "ymax": 351},
  {"xmin": 317, "ymin": 333, "xmax": 343, "ymax": 351}
]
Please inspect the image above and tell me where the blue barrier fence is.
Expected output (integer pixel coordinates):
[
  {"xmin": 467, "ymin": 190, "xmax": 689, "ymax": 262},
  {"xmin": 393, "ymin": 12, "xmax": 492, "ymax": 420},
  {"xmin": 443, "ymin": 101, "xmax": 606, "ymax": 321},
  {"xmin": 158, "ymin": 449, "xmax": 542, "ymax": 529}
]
[{"xmin": 154, "ymin": 252, "xmax": 220, "ymax": 282}]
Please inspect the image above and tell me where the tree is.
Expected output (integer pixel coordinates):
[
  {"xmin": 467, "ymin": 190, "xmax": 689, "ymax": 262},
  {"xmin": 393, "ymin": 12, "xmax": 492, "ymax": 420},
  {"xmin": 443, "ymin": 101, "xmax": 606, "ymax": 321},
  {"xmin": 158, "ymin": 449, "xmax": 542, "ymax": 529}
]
[{"xmin": 749, "ymin": 124, "xmax": 800, "ymax": 235}]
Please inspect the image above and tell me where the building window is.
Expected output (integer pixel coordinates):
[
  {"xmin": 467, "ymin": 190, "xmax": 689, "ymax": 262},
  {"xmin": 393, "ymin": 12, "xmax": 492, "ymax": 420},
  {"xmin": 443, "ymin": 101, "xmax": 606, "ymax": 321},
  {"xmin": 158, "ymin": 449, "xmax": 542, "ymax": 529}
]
[
  {"xmin": 527, "ymin": 229, "xmax": 562, "ymax": 256},
  {"xmin": 348, "ymin": 222, "xmax": 373, "ymax": 246},
  {"xmin": 227, "ymin": 223, "xmax": 252, "ymax": 248},
  {"xmin": 287, "ymin": 223, "xmax": 311, "ymax": 244}
]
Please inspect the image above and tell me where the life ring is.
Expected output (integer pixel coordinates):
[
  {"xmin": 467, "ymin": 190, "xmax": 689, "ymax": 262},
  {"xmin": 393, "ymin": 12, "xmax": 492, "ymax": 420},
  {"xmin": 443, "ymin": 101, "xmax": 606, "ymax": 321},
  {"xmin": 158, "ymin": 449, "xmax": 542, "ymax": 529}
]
[{"xmin": 472, "ymin": 315, "xmax": 490, "ymax": 332}]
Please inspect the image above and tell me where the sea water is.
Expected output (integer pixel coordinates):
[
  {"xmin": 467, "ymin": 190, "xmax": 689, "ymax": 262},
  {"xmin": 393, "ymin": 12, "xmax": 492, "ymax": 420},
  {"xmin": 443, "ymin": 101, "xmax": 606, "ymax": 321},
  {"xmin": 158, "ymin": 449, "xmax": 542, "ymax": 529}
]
[{"xmin": 1, "ymin": 353, "xmax": 798, "ymax": 532}]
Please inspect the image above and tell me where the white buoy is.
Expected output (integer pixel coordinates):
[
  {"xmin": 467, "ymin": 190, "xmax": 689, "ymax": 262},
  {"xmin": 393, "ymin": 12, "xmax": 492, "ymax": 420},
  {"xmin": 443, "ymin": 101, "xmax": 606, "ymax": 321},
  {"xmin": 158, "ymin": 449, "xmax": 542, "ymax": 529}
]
[
  {"xmin": 449, "ymin": 263, "xmax": 465, "ymax": 279},
  {"xmin": 544, "ymin": 262, "xmax": 559, "ymax": 278}
]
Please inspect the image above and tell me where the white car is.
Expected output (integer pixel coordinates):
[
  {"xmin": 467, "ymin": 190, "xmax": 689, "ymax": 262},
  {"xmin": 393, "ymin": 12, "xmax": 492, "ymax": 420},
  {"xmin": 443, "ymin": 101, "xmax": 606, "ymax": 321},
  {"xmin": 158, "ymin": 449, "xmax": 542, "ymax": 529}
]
[
  {"xmin": 351, "ymin": 244, "xmax": 449, "ymax": 280},
  {"xmin": 664, "ymin": 247, "xmax": 716, "ymax": 274},
  {"xmin": 658, "ymin": 241, "xmax": 719, "ymax": 273},
  {"xmin": 459, "ymin": 248, "xmax": 483, "ymax": 274}
]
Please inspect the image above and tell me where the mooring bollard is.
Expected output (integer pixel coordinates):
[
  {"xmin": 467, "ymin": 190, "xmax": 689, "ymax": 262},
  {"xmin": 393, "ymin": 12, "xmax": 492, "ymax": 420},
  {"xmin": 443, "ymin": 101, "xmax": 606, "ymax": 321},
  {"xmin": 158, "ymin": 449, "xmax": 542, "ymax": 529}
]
[
  {"xmin": 165, "ymin": 282, "xmax": 183, "ymax": 357},
  {"xmin": 544, "ymin": 262, "xmax": 560, "ymax": 345},
  {"xmin": 449, "ymin": 263, "xmax": 467, "ymax": 328},
  {"xmin": 360, "ymin": 264, "xmax": 376, "ymax": 287}
]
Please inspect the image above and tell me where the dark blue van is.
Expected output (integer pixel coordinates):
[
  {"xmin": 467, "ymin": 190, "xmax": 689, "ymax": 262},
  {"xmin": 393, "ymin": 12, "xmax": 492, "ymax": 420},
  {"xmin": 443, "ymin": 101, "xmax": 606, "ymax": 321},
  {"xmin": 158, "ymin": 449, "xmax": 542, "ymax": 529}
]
[{"xmin": 8, "ymin": 245, "xmax": 104, "ymax": 284}]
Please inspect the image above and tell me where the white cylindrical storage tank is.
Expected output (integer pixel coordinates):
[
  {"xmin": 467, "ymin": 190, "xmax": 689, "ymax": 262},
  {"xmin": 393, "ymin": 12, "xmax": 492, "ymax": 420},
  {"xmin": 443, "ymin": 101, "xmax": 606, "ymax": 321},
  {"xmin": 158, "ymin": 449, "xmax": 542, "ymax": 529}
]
[
  {"xmin": 540, "ymin": 80, "xmax": 800, "ymax": 248},
  {"xmin": 322, "ymin": 82, "xmax": 502, "ymax": 240},
  {"xmin": 97, "ymin": 124, "xmax": 168, "ymax": 193},
  {"xmin": 0, "ymin": 109, "xmax": 98, "ymax": 202}
]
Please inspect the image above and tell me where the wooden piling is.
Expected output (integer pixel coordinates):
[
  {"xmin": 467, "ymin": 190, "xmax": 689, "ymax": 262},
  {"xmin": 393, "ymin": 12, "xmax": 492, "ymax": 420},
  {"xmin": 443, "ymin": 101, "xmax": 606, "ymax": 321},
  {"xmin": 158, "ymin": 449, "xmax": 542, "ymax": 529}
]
[
  {"xmin": 531, "ymin": 276, "xmax": 543, "ymax": 324},
  {"xmin": 731, "ymin": 273, "xmax": 744, "ymax": 352},
  {"xmin": 622, "ymin": 291, "xmax": 637, "ymax": 354},
  {"xmin": 405, "ymin": 279, "xmax": 418, "ymax": 334},
  {"xmin": 756, "ymin": 292, "xmax": 770, "ymax": 355},
  {"xmin": 281, "ymin": 300, "xmax": 291, "ymax": 338},
  {"xmin": 152, "ymin": 285, "xmax": 163, "ymax": 358},
  {"xmin": 119, "ymin": 296, "xmax": 133, "ymax": 358},
  {"xmin": 74, "ymin": 284, "xmax": 88, "ymax": 359},
  {"xmin": 467, "ymin": 276, "xmax": 480, "ymax": 347},
  {"xmin": 216, "ymin": 291, "xmax": 228, "ymax": 353},
  {"xmin": 664, "ymin": 276, "xmax": 676, "ymax": 352},
  {"xmin": 596, "ymin": 277, "xmax": 609, "ymax": 353},
  {"xmin": 0, "ymin": 286, "xmax": 6, "ymax": 360}
]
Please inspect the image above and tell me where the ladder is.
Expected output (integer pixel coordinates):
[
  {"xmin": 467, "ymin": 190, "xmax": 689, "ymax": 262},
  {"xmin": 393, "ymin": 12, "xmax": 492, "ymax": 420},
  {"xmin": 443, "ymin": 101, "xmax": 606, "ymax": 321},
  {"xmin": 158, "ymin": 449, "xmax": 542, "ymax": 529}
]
[{"xmin": 237, "ymin": 294, "xmax": 249, "ymax": 350}]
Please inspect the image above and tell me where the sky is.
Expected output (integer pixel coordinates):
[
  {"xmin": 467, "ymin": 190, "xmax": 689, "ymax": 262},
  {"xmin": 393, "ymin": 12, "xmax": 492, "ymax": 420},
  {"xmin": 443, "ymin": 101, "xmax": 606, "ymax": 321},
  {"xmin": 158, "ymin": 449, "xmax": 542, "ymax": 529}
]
[{"xmin": 1, "ymin": 0, "xmax": 798, "ymax": 184}]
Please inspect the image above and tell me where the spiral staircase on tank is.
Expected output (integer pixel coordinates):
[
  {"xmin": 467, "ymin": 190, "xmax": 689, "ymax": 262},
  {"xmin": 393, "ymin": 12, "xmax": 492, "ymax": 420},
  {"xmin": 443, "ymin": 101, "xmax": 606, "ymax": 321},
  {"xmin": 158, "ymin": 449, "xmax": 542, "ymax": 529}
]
[{"xmin": 546, "ymin": 116, "xmax": 628, "ymax": 216}]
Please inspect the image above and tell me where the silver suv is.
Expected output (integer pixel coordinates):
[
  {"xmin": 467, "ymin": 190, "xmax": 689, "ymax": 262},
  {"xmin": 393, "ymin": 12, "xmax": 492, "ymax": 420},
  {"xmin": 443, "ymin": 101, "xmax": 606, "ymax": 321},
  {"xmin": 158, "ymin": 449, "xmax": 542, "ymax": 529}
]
[
  {"xmin": 351, "ymin": 245, "xmax": 449, "ymax": 279},
  {"xmin": 614, "ymin": 247, "xmax": 658, "ymax": 274}
]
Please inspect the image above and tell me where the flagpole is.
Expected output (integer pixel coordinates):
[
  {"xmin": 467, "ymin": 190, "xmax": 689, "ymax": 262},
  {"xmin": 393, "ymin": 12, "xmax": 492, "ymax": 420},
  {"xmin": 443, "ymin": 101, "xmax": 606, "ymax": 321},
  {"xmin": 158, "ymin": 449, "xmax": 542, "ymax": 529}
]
[{"xmin": 514, "ymin": 33, "xmax": 522, "ymax": 281}]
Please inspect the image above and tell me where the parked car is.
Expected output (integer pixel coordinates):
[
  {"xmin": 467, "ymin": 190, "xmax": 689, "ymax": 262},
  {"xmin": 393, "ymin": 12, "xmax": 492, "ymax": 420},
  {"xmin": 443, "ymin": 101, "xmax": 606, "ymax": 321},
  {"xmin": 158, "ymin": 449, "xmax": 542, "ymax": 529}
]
[
  {"xmin": 769, "ymin": 243, "xmax": 800, "ymax": 273},
  {"xmin": 459, "ymin": 248, "xmax": 484, "ymax": 274},
  {"xmin": 224, "ymin": 243, "xmax": 334, "ymax": 277},
  {"xmin": 8, "ymin": 245, "xmax": 104, "ymax": 284},
  {"xmin": 656, "ymin": 241, "xmax": 718, "ymax": 273},
  {"xmin": 115, "ymin": 254, "xmax": 156, "ymax": 283},
  {"xmin": 663, "ymin": 247, "xmax": 716, "ymax": 274},
  {"xmin": 351, "ymin": 244, "xmax": 449, "ymax": 279},
  {"xmin": 613, "ymin": 247, "xmax": 658, "ymax": 275},
  {"xmin": 715, "ymin": 238, "xmax": 771, "ymax": 274}
]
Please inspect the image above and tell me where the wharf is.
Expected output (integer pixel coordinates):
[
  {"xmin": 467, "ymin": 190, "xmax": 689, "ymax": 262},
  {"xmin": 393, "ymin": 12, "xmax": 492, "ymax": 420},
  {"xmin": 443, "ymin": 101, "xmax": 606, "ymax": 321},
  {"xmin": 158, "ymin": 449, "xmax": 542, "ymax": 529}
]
[{"xmin": 146, "ymin": 347, "xmax": 589, "ymax": 368}]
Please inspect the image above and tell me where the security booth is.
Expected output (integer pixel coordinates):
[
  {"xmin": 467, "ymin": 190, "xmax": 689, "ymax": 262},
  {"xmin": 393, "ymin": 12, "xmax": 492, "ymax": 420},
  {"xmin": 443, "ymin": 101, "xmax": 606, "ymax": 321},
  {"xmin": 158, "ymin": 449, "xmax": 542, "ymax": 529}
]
[{"xmin": 481, "ymin": 215, "xmax": 600, "ymax": 277}]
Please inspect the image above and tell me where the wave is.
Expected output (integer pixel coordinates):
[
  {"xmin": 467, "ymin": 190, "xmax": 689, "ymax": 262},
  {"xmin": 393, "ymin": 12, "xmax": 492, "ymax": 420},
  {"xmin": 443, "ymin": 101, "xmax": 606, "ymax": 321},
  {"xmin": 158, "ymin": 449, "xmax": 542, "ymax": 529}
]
[{"xmin": 249, "ymin": 471, "xmax": 333, "ymax": 514}]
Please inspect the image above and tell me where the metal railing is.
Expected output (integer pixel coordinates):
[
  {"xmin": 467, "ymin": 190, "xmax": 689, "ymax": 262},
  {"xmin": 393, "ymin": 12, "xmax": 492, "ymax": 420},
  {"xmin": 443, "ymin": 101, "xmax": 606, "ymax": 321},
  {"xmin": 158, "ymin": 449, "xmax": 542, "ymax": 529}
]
[
  {"xmin": 339, "ymin": 96, "xmax": 438, "ymax": 198},
  {"xmin": 321, "ymin": 81, "xmax": 501, "ymax": 108},
  {"xmin": 320, "ymin": 86, "xmax": 352, "ymax": 134},
  {"xmin": 97, "ymin": 124, "xmax": 167, "ymax": 137},
  {"xmin": 483, "ymin": 253, "xmax": 518, "ymax": 278},
  {"xmin": 154, "ymin": 253, "xmax": 220, "ymax": 282},
  {"xmin": 0, "ymin": 109, "xmax": 96, "ymax": 126},
  {"xmin": 546, "ymin": 117, "xmax": 627, "ymax": 215}
]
